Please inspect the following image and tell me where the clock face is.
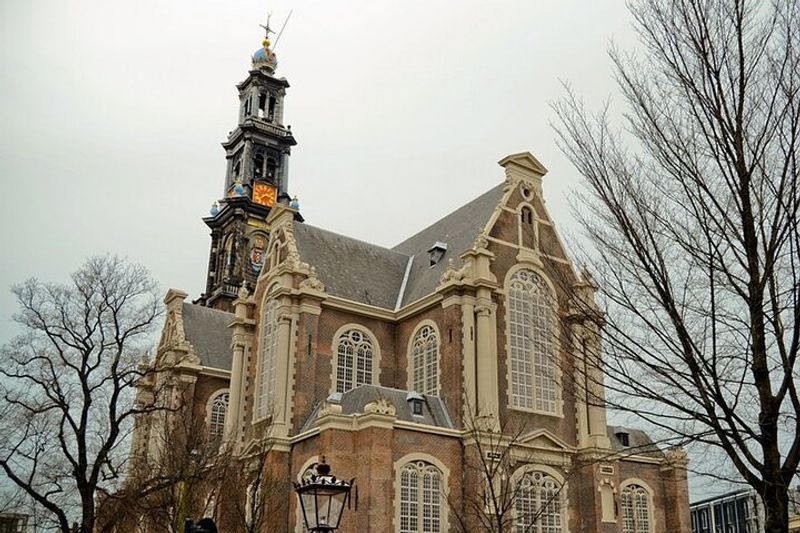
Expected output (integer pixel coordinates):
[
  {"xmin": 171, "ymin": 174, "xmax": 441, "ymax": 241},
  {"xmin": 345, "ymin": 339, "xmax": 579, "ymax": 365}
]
[{"xmin": 252, "ymin": 182, "xmax": 277, "ymax": 207}]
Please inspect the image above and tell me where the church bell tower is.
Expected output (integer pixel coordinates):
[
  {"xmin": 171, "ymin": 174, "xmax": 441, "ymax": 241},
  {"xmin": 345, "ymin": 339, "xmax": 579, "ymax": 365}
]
[{"xmin": 199, "ymin": 17, "xmax": 299, "ymax": 311}]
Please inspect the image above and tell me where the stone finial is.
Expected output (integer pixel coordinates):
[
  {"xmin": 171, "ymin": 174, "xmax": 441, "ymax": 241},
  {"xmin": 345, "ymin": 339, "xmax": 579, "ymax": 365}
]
[
  {"xmin": 664, "ymin": 446, "xmax": 689, "ymax": 467},
  {"xmin": 237, "ymin": 285, "xmax": 250, "ymax": 300},
  {"xmin": 473, "ymin": 228, "xmax": 489, "ymax": 250},
  {"xmin": 364, "ymin": 397, "xmax": 396, "ymax": 416},
  {"xmin": 439, "ymin": 258, "xmax": 466, "ymax": 285}
]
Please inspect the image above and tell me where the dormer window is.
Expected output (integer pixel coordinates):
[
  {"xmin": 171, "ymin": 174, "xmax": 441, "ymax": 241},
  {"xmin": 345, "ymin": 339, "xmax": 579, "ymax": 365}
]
[
  {"xmin": 428, "ymin": 242, "xmax": 448, "ymax": 267},
  {"xmin": 406, "ymin": 391, "xmax": 424, "ymax": 416},
  {"xmin": 616, "ymin": 431, "xmax": 630, "ymax": 447}
]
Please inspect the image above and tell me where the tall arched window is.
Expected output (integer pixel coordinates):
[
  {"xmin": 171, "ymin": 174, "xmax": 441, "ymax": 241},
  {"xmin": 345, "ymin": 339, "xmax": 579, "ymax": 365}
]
[
  {"xmin": 256, "ymin": 296, "xmax": 279, "ymax": 419},
  {"xmin": 514, "ymin": 470, "xmax": 562, "ymax": 533},
  {"xmin": 507, "ymin": 269, "xmax": 558, "ymax": 413},
  {"xmin": 411, "ymin": 325, "xmax": 439, "ymax": 396},
  {"xmin": 621, "ymin": 483, "xmax": 652, "ymax": 533},
  {"xmin": 399, "ymin": 461, "xmax": 443, "ymax": 533},
  {"xmin": 335, "ymin": 329, "xmax": 374, "ymax": 393},
  {"xmin": 208, "ymin": 392, "xmax": 229, "ymax": 438}
]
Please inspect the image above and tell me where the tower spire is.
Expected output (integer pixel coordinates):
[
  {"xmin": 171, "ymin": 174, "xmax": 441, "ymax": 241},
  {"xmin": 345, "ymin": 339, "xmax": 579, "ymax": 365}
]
[{"xmin": 199, "ymin": 15, "xmax": 298, "ymax": 311}]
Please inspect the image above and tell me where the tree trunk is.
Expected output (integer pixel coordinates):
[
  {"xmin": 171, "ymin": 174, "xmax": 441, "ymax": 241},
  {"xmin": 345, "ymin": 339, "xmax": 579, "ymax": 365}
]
[{"xmin": 761, "ymin": 481, "xmax": 789, "ymax": 533}]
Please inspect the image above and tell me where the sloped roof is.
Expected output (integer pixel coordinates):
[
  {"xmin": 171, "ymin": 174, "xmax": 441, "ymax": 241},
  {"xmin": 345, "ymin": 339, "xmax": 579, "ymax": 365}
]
[
  {"xmin": 181, "ymin": 303, "xmax": 233, "ymax": 370},
  {"xmin": 301, "ymin": 385, "xmax": 455, "ymax": 432},
  {"xmin": 392, "ymin": 183, "xmax": 506, "ymax": 306},
  {"xmin": 291, "ymin": 183, "xmax": 505, "ymax": 310},
  {"xmin": 607, "ymin": 425, "xmax": 664, "ymax": 457},
  {"xmin": 293, "ymin": 223, "xmax": 409, "ymax": 309}
]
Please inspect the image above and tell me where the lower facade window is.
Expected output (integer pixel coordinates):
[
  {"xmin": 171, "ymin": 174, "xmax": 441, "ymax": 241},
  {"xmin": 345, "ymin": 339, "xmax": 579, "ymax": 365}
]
[
  {"xmin": 514, "ymin": 470, "xmax": 563, "ymax": 533},
  {"xmin": 399, "ymin": 461, "xmax": 444, "ymax": 533},
  {"xmin": 208, "ymin": 392, "xmax": 229, "ymax": 438},
  {"xmin": 621, "ymin": 483, "xmax": 652, "ymax": 533}
]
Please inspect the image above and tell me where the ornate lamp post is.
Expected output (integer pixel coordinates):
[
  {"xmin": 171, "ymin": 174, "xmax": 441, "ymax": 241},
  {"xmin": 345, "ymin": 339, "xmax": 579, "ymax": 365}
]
[{"xmin": 294, "ymin": 457, "xmax": 354, "ymax": 532}]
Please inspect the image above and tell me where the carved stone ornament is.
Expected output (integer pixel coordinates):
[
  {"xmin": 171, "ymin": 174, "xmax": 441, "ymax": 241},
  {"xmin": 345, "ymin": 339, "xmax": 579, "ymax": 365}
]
[
  {"xmin": 317, "ymin": 400, "xmax": 343, "ymax": 418},
  {"xmin": 473, "ymin": 228, "xmax": 489, "ymax": 250},
  {"xmin": 664, "ymin": 446, "xmax": 688, "ymax": 466},
  {"xmin": 364, "ymin": 397, "xmax": 396, "ymax": 416},
  {"xmin": 237, "ymin": 285, "xmax": 250, "ymax": 300},
  {"xmin": 439, "ymin": 258, "xmax": 466, "ymax": 285},
  {"xmin": 299, "ymin": 266, "xmax": 325, "ymax": 292}
]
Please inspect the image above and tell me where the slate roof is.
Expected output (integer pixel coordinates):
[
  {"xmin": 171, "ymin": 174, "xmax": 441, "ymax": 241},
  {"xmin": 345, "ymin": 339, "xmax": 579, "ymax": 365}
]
[
  {"xmin": 292, "ymin": 182, "xmax": 505, "ymax": 310},
  {"xmin": 607, "ymin": 425, "xmax": 664, "ymax": 457},
  {"xmin": 393, "ymin": 183, "xmax": 506, "ymax": 306},
  {"xmin": 300, "ymin": 385, "xmax": 456, "ymax": 432},
  {"xmin": 181, "ymin": 303, "xmax": 234, "ymax": 370},
  {"xmin": 293, "ymin": 223, "xmax": 409, "ymax": 309}
]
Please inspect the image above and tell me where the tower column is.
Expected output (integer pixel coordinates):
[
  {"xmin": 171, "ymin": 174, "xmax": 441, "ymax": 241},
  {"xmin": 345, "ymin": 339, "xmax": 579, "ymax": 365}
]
[{"xmin": 461, "ymin": 297, "xmax": 477, "ymax": 420}]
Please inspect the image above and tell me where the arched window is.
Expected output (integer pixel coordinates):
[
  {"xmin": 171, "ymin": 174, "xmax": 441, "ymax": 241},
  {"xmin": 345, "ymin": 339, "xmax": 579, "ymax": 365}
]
[
  {"xmin": 514, "ymin": 470, "xmax": 563, "ymax": 533},
  {"xmin": 208, "ymin": 392, "xmax": 229, "ymax": 438},
  {"xmin": 410, "ymin": 325, "xmax": 439, "ymax": 396},
  {"xmin": 266, "ymin": 157, "xmax": 278, "ymax": 180},
  {"xmin": 521, "ymin": 206, "xmax": 533, "ymax": 224},
  {"xmin": 621, "ymin": 483, "xmax": 652, "ymax": 533},
  {"xmin": 507, "ymin": 269, "xmax": 558, "ymax": 413},
  {"xmin": 256, "ymin": 296, "xmax": 279, "ymax": 420},
  {"xmin": 335, "ymin": 329, "xmax": 374, "ymax": 393},
  {"xmin": 399, "ymin": 461, "xmax": 443, "ymax": 533},
  {"xmin": 254, "ymin": 153, "xmax": 265, "ymax": 180}
]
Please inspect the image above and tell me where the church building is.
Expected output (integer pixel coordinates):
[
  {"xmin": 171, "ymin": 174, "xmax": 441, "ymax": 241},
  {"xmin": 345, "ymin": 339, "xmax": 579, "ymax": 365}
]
[{"xmin": 128, "ymin": 21, "xmax": 691, "ymax": 533}]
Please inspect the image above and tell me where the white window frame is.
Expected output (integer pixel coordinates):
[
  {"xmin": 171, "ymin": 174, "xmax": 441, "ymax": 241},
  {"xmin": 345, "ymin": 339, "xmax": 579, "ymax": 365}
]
[
  {"xmin": 255, "ymin": 285, "xmax": 281, "ymax": 421},
  {"xmin": 206, "ymin": 389, "xmax": 230, "ymax": 439},
  {"xmin": 511, "ymin": 465, "xmax": 566, "ymax": 533},
  {"xmin": 620, "ymin": 479, "xmax": 656, "ymax": 533},
  {"xmin": 504, "ymin": 266, "xmax": 562, "ymax": 416},
  {"xmin": 329, "ymin": 325, "xmax": 381, "ymax": 394},
  {"xmin": 393, "ymin": 453, "xmax": 449, "ymax": 533},
  {"xmin": 407, "ymin": 321, "xmax": 441, "ymax": 396}
]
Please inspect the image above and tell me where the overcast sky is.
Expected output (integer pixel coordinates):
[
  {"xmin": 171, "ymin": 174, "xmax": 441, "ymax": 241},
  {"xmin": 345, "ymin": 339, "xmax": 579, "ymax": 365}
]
[{"xmin": 1, "ymin": 0, "xmax": 737, "ymax": 499}]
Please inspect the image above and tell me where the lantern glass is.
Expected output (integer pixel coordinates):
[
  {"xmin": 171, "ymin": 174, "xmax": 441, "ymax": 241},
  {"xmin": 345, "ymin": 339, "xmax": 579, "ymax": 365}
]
[{"xmin": 297, "ymin": 482, "xmax": 349, "ymax": 531}]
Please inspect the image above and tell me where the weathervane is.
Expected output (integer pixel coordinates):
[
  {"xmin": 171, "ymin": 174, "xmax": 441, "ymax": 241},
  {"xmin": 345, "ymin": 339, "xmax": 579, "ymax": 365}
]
[
  {"xmin": 258, "ymin": 10, "xmax": 293, "ymax": 51},
  {"xmin": 259, "ymin": 12, "xmax": 276, "ymax": 42}
]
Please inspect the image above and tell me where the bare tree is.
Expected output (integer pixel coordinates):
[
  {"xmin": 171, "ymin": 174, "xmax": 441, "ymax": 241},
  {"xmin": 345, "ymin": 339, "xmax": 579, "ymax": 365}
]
[
  {"xmin": 0, "ymin": 255, "xmax": 163, "ymax": 533},
  {"xmin": 212, "ymin": 436, "xmax": 287, "ymax": 533},
  {"xmin": 552, "ymin": 0, "xmax": 800, "ymax": 530}
]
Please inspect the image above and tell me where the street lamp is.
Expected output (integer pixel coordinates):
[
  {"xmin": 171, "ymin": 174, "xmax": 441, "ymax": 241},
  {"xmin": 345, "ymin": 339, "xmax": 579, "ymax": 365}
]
[{"xmin": 294, "ymin": 456, "xmax": 354, "ymax": 532}]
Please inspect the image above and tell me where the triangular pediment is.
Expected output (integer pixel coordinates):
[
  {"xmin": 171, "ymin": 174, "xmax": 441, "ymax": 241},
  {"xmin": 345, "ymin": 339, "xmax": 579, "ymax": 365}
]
[
  {"xmin": 518, "ymin": 429, "xmax": 572, "ymax": 451},
  {"xmin": 497, "ymin": 152, "xmax": 548, "ymax": 177}
]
